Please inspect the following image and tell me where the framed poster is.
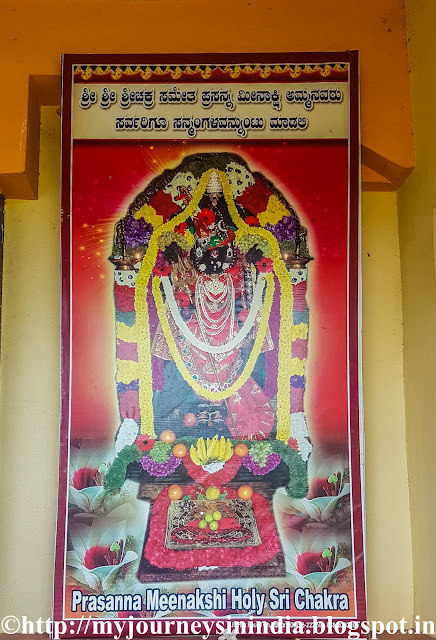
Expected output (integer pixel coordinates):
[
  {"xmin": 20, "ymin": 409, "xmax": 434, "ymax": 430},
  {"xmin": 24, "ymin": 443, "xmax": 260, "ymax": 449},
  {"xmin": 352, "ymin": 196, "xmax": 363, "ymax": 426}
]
[{"xmin": 54, "ymin": 52, "xmax": 365, "ymax": 638}]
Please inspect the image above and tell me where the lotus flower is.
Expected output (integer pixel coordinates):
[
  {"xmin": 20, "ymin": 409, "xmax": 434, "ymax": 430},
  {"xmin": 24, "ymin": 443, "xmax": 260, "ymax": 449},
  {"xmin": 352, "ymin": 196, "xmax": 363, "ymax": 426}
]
[
  {"xmin": 68, "ymin": 448, "xmax": 136, "ymax": 523},
  {"xmin": 274, "ymin": 456, "xmax": 351, "ymax": 530},
  {"xmin": 69, "ymin": 448, "xmax": 110, "ymax": 516},
  {"xmin": 281, "ymin": 530, "xmax": 351, "ymax": 592},
  {"xmin": 69, "ymin": 448, "xmax": 140, "ymax": 521},
  {"xmin": 67, "ymin": 520, "xmax": 138, "ymax": 593}
]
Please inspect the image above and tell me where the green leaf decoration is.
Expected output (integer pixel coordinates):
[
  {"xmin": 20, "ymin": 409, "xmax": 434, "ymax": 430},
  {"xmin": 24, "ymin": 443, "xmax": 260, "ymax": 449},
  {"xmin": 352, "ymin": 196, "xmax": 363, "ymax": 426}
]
[
  {"xmin": 272, "ymin": 440, "xmax": 308, "ymax": 499},
  {"xmin": 322, "ymin": 548, "xmax": 333, "ymax": 559},
  {"xmin": 103, "ymin": 444, "xmax": 143, "ymax": 494},
  {"xmin": 104, "ymin": 436, "xmax": 309, "ymax": 501},
  {"xmin": 110, "ymin": 542, "xmax": 120, "ymax": 552},
  {"xmin": 328, "ymin": 474, "xmax": 338, "ymax": 484}
]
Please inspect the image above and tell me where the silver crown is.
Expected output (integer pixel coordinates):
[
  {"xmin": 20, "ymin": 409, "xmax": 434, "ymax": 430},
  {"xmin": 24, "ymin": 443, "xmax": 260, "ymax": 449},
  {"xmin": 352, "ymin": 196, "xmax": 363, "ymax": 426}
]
[{"xmin": 206, "ymin": 171, "xmax": 223, "ymax": 194}]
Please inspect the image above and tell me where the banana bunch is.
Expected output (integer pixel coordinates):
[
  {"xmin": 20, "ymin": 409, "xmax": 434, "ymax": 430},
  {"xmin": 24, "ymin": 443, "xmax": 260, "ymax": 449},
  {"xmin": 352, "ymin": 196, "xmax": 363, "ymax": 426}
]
[{"xmin": 189, "ymin": 436, "xmax": 233, "ymax": 466}]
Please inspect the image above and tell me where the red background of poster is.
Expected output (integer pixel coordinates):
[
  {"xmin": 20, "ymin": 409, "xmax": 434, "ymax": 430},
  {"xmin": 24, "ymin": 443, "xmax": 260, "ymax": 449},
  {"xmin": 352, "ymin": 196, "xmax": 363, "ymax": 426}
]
[{"xmin": 71, "ymin": 139, "xmax": 348, "ymax": 449}]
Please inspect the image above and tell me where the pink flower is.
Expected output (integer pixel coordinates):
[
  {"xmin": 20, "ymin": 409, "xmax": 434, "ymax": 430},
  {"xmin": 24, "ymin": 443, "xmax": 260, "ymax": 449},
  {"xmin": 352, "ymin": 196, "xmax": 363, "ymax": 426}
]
[{"xmin": 67, "ymin": 522, "xmax": 138, "ymax": 592}]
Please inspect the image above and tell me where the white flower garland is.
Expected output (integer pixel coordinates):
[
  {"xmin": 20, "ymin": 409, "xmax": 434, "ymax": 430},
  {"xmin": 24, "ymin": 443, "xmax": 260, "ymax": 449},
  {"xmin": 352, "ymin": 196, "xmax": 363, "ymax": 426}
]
[
  {"xmin": 290, "ymin": 412, "xmax": 312, "ymax": 462},
  {"xmin": 289, "ymin": 267, "xmax": 307, "ymax": 285},
  {"xmin": 115, "ymin": 269, "xmax": 140, "ymax": 287},
  {"xmin": 226, "ymin": 161, "xmax": 254, "ymax": 198},
  {"xmin": 161, "ymin": 274, "xmax": 266, "ymax": 354}
]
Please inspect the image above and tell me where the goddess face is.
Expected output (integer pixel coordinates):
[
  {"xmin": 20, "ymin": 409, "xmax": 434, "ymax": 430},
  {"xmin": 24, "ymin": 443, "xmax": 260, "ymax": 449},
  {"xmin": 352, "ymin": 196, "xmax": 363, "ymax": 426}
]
[{"xmin": 190, "ymin": 241, "xmax": 237, "ymax": 275}]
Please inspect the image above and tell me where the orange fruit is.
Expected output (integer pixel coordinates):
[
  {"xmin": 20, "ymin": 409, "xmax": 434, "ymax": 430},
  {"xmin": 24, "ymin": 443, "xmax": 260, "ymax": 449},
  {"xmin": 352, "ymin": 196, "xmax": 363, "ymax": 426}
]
[
  {"xmin": 234, "ymin": 443, "xmax": 249, "ymax": 457},
  {"xmin": 237, "ymin": 485, "xmax": 253, "ymax": 500},
  {"xmin": 168, "ymin": 484, "xmax": 183, "ymax": 500},
  {"xmin": 172, "ymin": 443, "xmax": 188, "ymax": 458},
  {"xmin": 160, "ymin": 430, "xmax": 176, "ymax": 444}
]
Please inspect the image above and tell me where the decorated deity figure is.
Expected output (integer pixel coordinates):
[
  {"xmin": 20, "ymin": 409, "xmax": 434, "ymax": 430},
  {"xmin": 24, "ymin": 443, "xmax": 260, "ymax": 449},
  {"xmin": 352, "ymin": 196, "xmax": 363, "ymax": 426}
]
[{"xmin": 110, "ymin": 153, "xmax": 312, "ymax": 462}]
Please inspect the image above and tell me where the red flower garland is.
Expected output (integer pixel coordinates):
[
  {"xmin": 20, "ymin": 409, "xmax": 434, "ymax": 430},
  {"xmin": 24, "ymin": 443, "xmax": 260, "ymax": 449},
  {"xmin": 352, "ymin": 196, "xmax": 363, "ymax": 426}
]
[
  {"xmin": 183, "ymin": 454, "xmax": 241, "ymax": 486},
  {"xmin": 147, "ymin": 190, "xmax": 181, "ymax": 222},
  {"xmin": 114, "ymin": 285, "xmax": 135, "ymax": 313},
  {"xmin": 144, "ymin": 486, "xmax": 282, "ymax": 570},
  {"xmin": 236, "ymin": 178, "xmax": 272, "ymax": 213}
]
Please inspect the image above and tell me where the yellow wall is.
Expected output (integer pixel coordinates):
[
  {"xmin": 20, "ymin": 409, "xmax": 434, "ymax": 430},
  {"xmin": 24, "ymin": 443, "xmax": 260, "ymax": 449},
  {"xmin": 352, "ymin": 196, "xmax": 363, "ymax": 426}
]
[
  {"xmin": 396, "ymin": 0, "xmax": 436, "ymax": 622},
  {"xmin": 0, "ymin": 109, "xmax": 61, "ymax": 619},
  {"xmin": 362, "ymin": 192, "xmax": 413, "ymax": 621},
  {"xmin": 0, "ymin": 108, "xmax": 414, "ymax": 622}
]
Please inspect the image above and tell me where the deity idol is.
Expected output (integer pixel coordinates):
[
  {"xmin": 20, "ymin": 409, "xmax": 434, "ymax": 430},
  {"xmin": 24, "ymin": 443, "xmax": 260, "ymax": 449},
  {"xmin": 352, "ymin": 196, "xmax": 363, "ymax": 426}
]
[{"xmin": 110, "ymin": 153, "xmax": 312, "ymax": 462}]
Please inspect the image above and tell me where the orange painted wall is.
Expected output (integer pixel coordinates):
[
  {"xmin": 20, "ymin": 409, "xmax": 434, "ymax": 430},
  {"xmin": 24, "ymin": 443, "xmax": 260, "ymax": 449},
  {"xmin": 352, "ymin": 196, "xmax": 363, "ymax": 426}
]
[{"xmin": 0, "ymin": 0, "xmax": 413, "ymax": 197}]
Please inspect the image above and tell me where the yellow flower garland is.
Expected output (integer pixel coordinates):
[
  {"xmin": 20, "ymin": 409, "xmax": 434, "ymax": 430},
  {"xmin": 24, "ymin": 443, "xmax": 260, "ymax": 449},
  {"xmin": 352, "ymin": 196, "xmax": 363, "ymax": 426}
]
[
  {"xmin": 116, "ymin": 359, "xmax": 139, "ymax": 384},
  {"xmin": 134, "ymin": 204, "xmax": 163, "ymax": 229},
  {"xmin": 290, "ymin": 358, "xmax": 307, "ymax": 377},
  {"xmin": 291, "ymin": 323, "xmax": 309, "ymax": 341},
  {"xmin": 258, "ymin": 195, "xmax": 289, "ymax": 227},
  {"xmin": 135, "ymin": 168, "xmax": 296, "ymax": 441},
  {"xmin": 116, "ymin": 322, "xmax": 137, "ymax": 343}
]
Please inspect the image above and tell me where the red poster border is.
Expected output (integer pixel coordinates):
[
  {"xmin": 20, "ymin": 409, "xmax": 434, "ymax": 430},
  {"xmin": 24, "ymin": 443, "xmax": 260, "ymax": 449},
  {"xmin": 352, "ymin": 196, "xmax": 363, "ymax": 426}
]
[{"xmin": 56, "ymin": 51, "xmax": 364, "ymax": 637}]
